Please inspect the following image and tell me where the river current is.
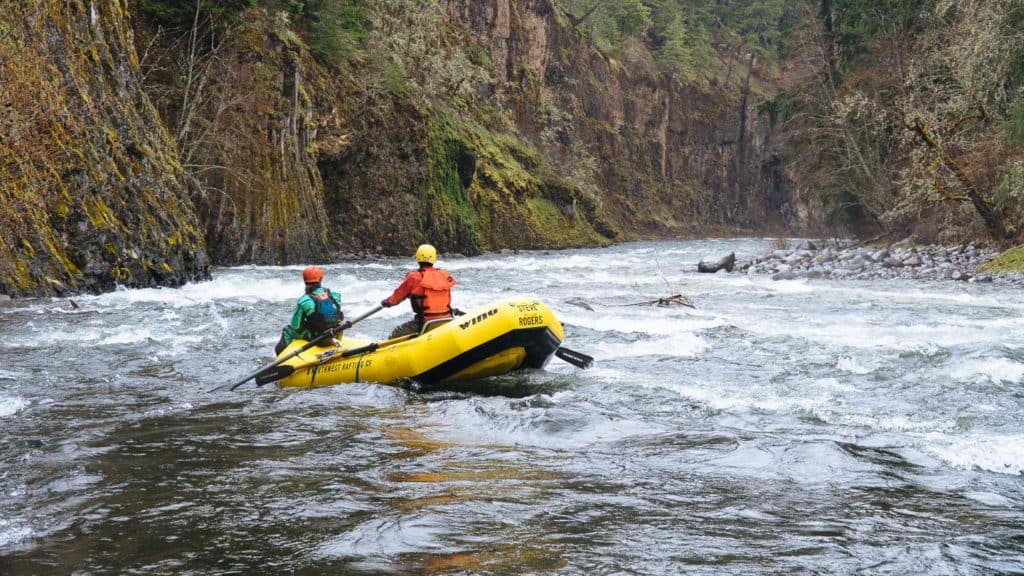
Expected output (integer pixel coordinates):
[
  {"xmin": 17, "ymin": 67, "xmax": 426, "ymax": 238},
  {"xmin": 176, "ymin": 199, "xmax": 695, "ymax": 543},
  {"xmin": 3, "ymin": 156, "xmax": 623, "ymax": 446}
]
[{"xmin": 1, "ymin": 239, "xmax": 1022, "ymax": 574}]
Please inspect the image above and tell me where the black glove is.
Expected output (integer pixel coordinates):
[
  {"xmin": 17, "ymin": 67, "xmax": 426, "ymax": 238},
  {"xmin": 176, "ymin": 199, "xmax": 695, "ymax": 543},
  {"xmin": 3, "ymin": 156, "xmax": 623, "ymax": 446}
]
[
  {"xmin": 380, "ymin": 299, "xmax": 391, "ymax": 308},
  {"xmin": 339, "ymin": 320, "xmax": 353, "ymax": 331}
]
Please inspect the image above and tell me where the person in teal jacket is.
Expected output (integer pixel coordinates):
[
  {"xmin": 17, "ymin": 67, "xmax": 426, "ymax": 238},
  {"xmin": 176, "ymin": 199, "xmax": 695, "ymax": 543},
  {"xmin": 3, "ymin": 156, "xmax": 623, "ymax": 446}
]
[{"xmin": 275, "ymin": 266, "xmax": 345, "ymax": 355}]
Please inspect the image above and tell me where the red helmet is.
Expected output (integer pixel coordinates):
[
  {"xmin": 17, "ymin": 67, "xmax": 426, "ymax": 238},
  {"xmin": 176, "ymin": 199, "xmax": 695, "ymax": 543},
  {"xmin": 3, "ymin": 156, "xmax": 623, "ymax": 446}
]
[{"xmin": 302, "ymin": 265, "xmax": 324, "ymax": 284}]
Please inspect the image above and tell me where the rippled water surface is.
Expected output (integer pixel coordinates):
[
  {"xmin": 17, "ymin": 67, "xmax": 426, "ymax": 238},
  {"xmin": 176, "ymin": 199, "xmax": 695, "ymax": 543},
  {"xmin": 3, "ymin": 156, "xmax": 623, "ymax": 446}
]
[{"xmin": 2, "ymin": 239, "xmax": 1023, "ymax": 574}]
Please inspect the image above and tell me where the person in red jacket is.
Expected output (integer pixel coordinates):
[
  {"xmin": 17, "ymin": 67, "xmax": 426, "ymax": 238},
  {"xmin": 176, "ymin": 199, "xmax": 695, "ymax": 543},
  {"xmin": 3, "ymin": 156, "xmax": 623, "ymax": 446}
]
[{"xmin": 380, "ymin": 244, "xmax": 456, "ymax": 338}]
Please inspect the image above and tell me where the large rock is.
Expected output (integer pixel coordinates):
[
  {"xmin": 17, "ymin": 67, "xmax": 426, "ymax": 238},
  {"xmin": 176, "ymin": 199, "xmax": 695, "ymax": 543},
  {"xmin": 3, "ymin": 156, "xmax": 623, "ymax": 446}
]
[{"xmin": 698, "ymin": 252, "xmax": 736, "ymax": 273}]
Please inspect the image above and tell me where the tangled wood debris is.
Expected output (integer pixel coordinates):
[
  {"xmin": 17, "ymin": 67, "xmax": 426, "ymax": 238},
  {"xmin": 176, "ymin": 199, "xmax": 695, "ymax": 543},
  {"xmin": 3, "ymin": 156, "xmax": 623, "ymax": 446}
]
[
  {"xmin": 624, "ymin": 294, "xmax": 695, "ymax": 308},
  {"xmin": 566, "ymin": 294, "xmax": 695, "ymax": 309}
]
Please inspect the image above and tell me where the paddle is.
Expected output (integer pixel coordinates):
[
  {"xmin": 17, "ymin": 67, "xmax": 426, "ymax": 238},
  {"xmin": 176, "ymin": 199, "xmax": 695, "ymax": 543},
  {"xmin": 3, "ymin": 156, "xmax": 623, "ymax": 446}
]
[
  {"xmin": 554, "ymin": 346, "xmax": 594, "ymax": 369},
  {"xmin": 217, "ymin": 305, "xmax": 383, "ymax": 392}
]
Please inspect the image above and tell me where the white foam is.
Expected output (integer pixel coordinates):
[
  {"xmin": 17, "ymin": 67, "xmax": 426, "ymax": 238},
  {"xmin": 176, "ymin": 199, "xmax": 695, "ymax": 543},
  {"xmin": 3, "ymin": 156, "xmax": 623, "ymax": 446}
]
[
  {"xmin": 561, "ymin": 310, "xmax": 722, "ymax": 337},
  {"xmin": 73, "ymin": 267, "xmax": 395, "ymax": 311},
  {"xmin": 730, "ymin": 312, "xmax": 993, "ymax": 350},
  {"xmin": 964, "ymin": 491, "xmax": 1014, "ymax": 506},
  {"xmin": 949, "ymin": 358, "xmax": 1024, "ymax": 384},
  {"xmin": 0, "ymin": 397, "xmax": 29, "ymax": 417},
  {"xmin": 919, "ymin": 432, "xmax": 1024, "ymax": 476},
  {"xmin": 596, "ymin": 332, "xmax": 708, "ymax": 359},
  {"xmin": 763, "ymin": 278, "xmax": 817, "ymax": 294},
  {"xmin": 661, "ymin": 381, "xmax": 829, "ymax": 414},
  {"xmin": 0, "ymin": 517, "xmax": 33, "ymax": 547},
  {"xmin": 836, "ymin": 356, "xmax": 873, "ymax": 374},
  {"xmin": 441, "ymin": 253, "xmax": 601, "ymax": 275},
  {"xmin": 822, "ymin": 412, "xmax": 951, "ymax": 433},
  {"xmin": 139, "ymin": 402, "xmax": 195, "ymax": 419}
]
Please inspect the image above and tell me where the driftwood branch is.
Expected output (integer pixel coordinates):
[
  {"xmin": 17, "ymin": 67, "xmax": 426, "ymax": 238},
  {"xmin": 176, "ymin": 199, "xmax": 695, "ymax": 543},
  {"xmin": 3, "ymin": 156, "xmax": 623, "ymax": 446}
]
[
  {"xmin": 565, "ymin": 293, "xmax": 696, "ymax": 310},
  {"xmin": 619, "ymin": 294, "xmax": 695, "ymax": 308}
]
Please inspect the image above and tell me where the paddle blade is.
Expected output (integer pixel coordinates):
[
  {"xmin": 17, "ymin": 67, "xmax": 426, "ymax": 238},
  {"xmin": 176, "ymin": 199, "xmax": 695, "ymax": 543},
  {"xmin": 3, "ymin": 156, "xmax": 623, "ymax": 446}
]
[
  {"xmin": 555, "ymin": 347, "xmax": 593, "ymax": 369},
  {"xmin": 255, "ymin": 365, "xmax": 295, "ymax": 387}
]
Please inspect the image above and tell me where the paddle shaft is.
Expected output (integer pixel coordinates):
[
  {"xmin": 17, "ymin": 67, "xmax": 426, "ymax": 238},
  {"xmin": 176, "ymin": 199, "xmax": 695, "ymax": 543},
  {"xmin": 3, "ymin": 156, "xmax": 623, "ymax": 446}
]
[{"xmin": 222, "ymin": 305, "xmax": 383, "ymax": 392}]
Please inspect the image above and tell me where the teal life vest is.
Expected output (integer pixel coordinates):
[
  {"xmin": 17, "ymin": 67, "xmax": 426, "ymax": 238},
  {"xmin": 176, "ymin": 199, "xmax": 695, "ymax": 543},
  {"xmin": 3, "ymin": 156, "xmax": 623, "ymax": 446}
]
[{"xmin": 303, "ymin": 290, "xmax": 343, "ymax": 334}]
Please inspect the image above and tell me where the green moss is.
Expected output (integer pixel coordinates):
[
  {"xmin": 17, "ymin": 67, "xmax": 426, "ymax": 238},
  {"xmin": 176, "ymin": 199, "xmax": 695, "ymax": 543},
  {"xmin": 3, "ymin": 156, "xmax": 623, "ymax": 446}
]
[
  {"xmin": 83, "ymin": 196, "xmax": 122, "ymax": 229},
  {"xmin": 977, "ymin": 245, "xmax": 1024, "ymax": 273},
  {"xmin": 415, "ymin": 108, "xmax": 617, "ymax": 252},
  {"xmin": 12, "ymin": 259, "xmax": 33, "ymax": 292},
  {"xmin": 425, "ymin": 115, "xmax": 479, "ymax": 251},
  {"xmin": 43, "ymin": 236, "xmax": 81, "ymax": 276},
  {"xmin": 465, "ymin": 42, "xmax": 491, "ymax": 67},
  {"xmin": 525, "ymin": 197, "xmax": 562, "ymax": 229},
  {"xmin": 53, "ymin": 199, "xmax": 70, "ymax": 219}
]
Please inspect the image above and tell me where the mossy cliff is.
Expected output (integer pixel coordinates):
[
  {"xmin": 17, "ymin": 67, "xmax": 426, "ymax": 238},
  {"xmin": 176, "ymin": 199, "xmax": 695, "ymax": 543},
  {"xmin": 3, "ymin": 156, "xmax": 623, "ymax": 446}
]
[
  {"xmin": 135, "ymin": 0, "xmax": 783, "ymax": 260},
  {"xmin": 0, "ymin": 1, "xmax": 790, "ymax": 296},
  {"xmin": 319, "ymin": 98, "xmax": 615, "ymax": 255},
  {"xmin": 0, "ymin": 0, "xmax": 209, "ymax": 297},
  {"xmin": 317, "ymin": 0, "xmax": 786, "ymax": 256},
  {"xmin": 504, "ymin": 0, "xmax": 780, "ymax": 235}
]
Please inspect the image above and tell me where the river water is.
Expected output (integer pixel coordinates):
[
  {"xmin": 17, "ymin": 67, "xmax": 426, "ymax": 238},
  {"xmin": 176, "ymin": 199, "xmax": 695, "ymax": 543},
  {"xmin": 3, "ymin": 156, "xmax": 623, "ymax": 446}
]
[{"xmin": 1, "ymin": 239, "xmax": 1022, "ymax": 574}]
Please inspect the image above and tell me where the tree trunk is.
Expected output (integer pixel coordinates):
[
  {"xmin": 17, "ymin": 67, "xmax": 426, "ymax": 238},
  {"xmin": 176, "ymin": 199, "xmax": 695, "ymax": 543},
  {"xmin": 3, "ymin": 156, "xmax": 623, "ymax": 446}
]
[
  {"xmin": 819, "ymin": 0, "xmax": 837, "ymax": 85},
  {"xmin": 904, "ymin": 118, "xmax": 1006, "ymax": 239}
]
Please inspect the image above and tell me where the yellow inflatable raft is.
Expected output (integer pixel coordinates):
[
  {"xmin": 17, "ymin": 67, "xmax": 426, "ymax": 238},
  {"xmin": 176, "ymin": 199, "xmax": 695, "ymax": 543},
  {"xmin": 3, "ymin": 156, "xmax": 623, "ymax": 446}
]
[{"xmin": 267, "ymin": 298, "xmax": 565, "ymax": 388}]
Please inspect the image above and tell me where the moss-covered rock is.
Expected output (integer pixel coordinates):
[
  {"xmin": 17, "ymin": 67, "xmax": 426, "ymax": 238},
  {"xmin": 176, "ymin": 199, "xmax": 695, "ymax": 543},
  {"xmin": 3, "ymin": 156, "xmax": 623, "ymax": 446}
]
[
  {"xmin": 977, "ymin": 245, "xmax": 1024, "ymax": 274},
  {"xmin": 0, "ymin": 0, "xmax": 209, "ymax": 297}
]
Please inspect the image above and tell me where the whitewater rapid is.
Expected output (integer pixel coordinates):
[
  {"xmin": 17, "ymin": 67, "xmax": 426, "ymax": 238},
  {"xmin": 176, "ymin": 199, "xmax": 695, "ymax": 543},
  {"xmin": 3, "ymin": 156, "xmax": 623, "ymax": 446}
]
[{"xmin": 1, "ymin": 239, "xmax": 1022, "ymax": 574}]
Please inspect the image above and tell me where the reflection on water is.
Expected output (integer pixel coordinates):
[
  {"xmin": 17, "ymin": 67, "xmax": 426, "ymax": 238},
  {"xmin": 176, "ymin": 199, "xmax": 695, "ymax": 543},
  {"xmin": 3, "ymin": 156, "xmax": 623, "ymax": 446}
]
[{"xmin": 2, "ymin": 240, "xmax": 1023, "ymax": 574}]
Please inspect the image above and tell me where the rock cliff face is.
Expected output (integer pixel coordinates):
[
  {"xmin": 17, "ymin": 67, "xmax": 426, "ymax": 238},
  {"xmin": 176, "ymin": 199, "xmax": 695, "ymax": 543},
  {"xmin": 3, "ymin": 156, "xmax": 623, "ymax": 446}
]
[
  {"xmin": 316, "ymin": 0, "xmax": 791, "ymax": 257},
  {"xmin": 0, "ymin": 0, "xmax": 794, "ymax": 297},
  {"xmin": 0, "ymin": 0, "xmax": 209, "ymax": 297},
  {"xmin": 445, "ymin": 0, "xmax": 789, "ymax": 234}
]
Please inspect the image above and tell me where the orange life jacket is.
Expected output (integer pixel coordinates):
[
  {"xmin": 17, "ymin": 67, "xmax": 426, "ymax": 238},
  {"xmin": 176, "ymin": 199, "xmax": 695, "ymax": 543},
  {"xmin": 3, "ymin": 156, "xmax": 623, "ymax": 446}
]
[{"xmin": 411, "ymin": 267, "xmax": 455, "ymax": 320}]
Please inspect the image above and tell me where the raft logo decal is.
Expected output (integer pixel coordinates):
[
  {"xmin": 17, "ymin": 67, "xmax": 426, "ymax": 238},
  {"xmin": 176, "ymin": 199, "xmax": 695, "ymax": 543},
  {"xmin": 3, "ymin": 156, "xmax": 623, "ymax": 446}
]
[{"xmin": 460, "ymin": 308, "xmax": 498, "ymax": 330}]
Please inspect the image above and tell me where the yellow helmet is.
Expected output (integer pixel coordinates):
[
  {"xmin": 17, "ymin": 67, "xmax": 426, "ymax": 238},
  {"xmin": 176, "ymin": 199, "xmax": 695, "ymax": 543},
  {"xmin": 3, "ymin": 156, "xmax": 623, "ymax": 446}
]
[{"xmin": 415, "ymin": 244, "xmax": 437, "ymax": 265}]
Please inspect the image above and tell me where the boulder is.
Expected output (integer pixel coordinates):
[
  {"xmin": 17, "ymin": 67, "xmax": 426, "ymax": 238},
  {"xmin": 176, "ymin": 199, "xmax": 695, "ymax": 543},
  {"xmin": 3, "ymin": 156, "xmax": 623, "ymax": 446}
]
[{"xmin": 698, "ymin": 252, "xmax": 736, "ymax": 273}]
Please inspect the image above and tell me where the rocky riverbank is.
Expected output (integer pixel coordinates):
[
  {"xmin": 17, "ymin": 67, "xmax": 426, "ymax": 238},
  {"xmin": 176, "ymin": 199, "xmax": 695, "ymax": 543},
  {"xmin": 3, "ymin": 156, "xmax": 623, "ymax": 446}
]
[{"xmin": 733, "ymin": 241, "xmax": 1011, "ymax": 283}]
